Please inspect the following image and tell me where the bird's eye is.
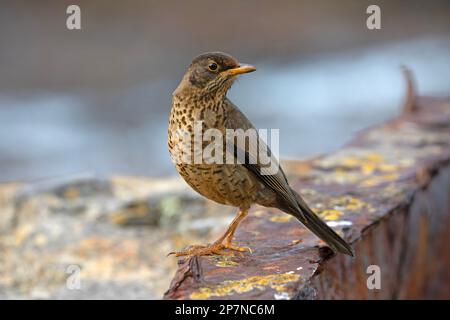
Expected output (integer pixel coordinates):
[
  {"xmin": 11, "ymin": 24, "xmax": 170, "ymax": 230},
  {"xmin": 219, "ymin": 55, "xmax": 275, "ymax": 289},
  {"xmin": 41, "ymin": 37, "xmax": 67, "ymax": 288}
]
[{"xmin": 208, "ymin": 62, "xmax": 218, "ymax": 72}]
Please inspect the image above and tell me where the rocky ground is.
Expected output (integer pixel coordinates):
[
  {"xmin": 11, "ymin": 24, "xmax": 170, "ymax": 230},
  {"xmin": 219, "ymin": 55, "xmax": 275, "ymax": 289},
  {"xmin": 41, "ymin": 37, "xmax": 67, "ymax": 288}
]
[{"xmin": 0, "ymin": 174, "xmax": 235, "ymax": 299}]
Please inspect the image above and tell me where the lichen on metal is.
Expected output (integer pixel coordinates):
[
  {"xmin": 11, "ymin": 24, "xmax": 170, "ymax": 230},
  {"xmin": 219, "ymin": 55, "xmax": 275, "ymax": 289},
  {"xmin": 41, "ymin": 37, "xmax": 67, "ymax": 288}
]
[
  {"xmin": 164, "ymin": 93, "xmax": 450, "ymax": 300},
  {"xmin": 189, "ymin": 273, "xmax": 301, "ymax": 300}
]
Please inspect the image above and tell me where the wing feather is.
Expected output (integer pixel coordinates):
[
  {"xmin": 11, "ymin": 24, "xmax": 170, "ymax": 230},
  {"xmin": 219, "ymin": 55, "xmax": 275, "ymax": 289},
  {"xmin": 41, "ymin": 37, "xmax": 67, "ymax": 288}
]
[{"xmin": 223, "ymin": 99, "xmax": 304, "ymax": 218}]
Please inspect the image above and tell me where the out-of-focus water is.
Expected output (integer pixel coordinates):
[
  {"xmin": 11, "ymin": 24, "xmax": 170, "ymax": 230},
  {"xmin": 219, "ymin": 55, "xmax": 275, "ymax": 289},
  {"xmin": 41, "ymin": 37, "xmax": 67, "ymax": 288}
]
[{"xmin": 0, "ymin": 37, "xmax": 449, "ymax": 182}]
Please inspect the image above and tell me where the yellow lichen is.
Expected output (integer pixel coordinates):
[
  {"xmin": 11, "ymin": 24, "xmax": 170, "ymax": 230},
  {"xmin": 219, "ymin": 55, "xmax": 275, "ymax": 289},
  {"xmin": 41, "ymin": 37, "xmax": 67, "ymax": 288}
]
[
  {"xmin": 14, "ymin": 224, "xmax": 33, "ymax": 245},
  {"xmin": 319, "ymin": 150, "xmax": 410, "ymax": 183},
  {"xmin": 379, "ymin": 163, "xmax": 397, "ymax": 172},
  {"xmin": 215, "ymin": 254, "xmax": 239, "ymax": 268},
  {"xmin": 33, "ymin": 234, "xmax": 48, "ymax": 247},
  {"xmin": 341, "ymin": 156, "xmax": 360, "ymax": 167},
  {"xmin": 315, "ymin": 149, "xmax": 409, "ymax": 186},
  {"xmin": 310, "ymin": 196, "xmax": 373, "ymax": 220},
  {"xmin": 329, "ymin": 196, "xmax": 369, "ymax": 212},
  {"xmin": 361, "ymin": 173, "xmax": 399, "ymax": 187},
  {"xmin": 365, "ymin": 153, "xmax": 384, "ymax": 163},
  {"xmin": 252, "ymin": 209, "xmax": 266, "ymax": 217},
  {"xmin": 340, "ymin": 153, "xmax": 383, "ymax": 170},
  {"xmin": 361, "ymin": 163, "xmax": 376, "ymax": 175},
  {"xmin": 317, "ymin": 209, "xmax": 343, "ymax": 221},
  {"xmin": 327, "ymin": 170, "xmax": 360, "ymax": 184},
  {"xmin": 270, "ymin": 215, "xmax": 294, "ymax": 223},
  {"xmin": 190, "ymin": 273, "xmax": 300, "ymax": 299},
  {"xmin": 216, "ymin": 260, "xmax": 239, "ymax": 268}
]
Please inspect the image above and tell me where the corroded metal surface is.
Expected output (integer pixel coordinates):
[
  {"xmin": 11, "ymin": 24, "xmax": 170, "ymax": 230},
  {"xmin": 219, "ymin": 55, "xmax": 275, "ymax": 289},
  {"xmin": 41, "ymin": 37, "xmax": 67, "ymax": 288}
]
[{"xmin": 164, "ymin": 96, "xmax": 450, "ymax": 300}]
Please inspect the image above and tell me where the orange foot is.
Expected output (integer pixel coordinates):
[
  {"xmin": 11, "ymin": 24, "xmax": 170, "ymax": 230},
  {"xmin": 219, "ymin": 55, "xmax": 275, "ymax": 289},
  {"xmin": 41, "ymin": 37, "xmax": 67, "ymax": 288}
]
[{"xmin": 168, "ymin": 241, "xmax": 251, "ymax": 257}]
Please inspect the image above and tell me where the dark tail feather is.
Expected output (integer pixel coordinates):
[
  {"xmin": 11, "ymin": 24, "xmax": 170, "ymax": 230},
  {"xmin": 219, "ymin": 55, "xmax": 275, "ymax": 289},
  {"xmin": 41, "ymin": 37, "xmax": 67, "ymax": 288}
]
[{"xmin": 288, "ymin": 189, "xmax": 354, "ymax": 256}]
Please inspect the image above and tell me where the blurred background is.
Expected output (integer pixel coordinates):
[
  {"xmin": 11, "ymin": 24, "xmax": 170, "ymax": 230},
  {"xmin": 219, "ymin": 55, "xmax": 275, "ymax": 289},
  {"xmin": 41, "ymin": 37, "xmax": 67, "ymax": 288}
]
[
  {"xmin": 0, "ymin": 0, "xmax": 449, "ymax": 299},
  {"xmin": 1, "ymin": 0, "xmax": 449, "ymax": 182}
]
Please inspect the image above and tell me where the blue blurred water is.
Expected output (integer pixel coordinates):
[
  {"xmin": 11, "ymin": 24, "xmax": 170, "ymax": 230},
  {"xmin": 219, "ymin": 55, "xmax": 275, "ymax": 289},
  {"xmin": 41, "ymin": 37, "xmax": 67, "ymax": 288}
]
[
  {"xmin": 231, "ymin": 36, "xmax": 450, "ymax": 158},
  {"xmin": 0, "ymin": 37, "xmax": 449, "ymax": 182}
]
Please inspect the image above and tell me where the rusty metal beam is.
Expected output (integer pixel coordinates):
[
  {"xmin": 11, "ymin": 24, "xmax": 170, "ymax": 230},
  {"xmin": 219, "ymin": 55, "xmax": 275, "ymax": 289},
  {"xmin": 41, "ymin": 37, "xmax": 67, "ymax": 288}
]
[{"xmin": 164, "ymin": 92, "xmax": 450, "ymax": 300}]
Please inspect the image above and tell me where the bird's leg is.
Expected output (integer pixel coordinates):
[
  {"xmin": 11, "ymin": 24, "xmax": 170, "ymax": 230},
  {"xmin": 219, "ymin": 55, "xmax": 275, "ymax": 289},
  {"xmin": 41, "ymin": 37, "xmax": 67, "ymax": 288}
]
[
  {"xmin": 212, "ymin": 208, "xmax": 248, "ymax": 244},
  {"xmin": 169, "ymin": 209, "xmax": 251, "ymax": 257},
  {"xmin": 220, "ymin": 209, "xmax": 251, "ymax": 253}
]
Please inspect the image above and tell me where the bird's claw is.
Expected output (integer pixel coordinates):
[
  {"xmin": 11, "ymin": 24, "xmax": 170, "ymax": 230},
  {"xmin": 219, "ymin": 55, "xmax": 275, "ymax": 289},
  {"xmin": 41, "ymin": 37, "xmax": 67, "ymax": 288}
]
[
  {"xmin": 167, "ymin": 244, "xmax": 223, "ymax": 257},
  {"xmin": 168, "ymin": 242, "xmax": 252, "ymax": 257}
]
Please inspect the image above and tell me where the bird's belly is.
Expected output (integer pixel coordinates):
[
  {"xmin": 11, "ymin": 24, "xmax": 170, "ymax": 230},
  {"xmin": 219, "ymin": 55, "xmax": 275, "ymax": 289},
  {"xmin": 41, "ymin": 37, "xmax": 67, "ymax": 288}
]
[{"xmin": 176, "ymin": 163, "xmax": 260, "ymax": 208}]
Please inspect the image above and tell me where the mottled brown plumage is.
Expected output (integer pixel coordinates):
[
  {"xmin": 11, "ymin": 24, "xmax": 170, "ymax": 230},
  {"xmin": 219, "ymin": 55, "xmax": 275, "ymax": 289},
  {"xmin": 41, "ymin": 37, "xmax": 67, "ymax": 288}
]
[{"xmin": 168, "ymin": 52, "xmax": 354, "ymax": 257}]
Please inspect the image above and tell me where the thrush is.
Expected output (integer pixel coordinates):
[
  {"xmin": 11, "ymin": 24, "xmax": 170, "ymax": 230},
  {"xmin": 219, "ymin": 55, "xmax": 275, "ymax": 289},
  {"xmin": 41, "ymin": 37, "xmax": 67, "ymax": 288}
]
[{"xmin": 168, "ymin": 52, "xmax": 354, "ymax": 257}]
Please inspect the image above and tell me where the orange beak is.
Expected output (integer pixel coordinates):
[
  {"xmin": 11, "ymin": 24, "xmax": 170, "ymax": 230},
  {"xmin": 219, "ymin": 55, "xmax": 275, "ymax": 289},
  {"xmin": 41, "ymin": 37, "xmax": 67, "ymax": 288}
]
[{"xmin": 226, "ymin": 63, "xmax": 256, "ymax": 76}]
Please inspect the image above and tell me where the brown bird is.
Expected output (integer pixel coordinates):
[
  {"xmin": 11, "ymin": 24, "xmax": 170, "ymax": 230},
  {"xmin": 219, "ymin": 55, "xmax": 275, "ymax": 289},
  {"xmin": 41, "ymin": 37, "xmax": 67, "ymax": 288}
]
[{"xmin": 168, "ymin": 52, "xmax": 354, "ymax": 257}]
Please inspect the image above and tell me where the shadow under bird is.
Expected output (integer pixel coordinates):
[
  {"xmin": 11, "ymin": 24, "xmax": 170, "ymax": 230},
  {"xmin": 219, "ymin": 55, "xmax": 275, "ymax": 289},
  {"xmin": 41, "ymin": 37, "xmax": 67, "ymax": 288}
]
[{"xmin": 168, "ymin": 52, "xmax": 354, "ymax": 257}]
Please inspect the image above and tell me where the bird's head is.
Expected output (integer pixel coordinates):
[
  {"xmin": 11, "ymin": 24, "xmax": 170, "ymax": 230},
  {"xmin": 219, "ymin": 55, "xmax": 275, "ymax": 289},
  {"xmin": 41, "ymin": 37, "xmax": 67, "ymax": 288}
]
[{"xmin": 173, "ymin": 52, "xmax": 256, "ymax": 99}]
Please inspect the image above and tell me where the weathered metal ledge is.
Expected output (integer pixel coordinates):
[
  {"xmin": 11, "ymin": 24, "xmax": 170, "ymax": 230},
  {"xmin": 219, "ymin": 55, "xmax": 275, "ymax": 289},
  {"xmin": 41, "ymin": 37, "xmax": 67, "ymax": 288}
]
[{"xmin": 164, "ymin": 82, "xmax": 450, "ymax": 299}]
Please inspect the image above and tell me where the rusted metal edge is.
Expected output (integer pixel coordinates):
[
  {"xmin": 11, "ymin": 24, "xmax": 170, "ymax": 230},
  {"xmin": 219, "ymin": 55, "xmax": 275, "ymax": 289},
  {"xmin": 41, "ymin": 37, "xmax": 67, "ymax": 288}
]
[
  {"xmin": 164, "ymin": 72, "xmax": 450, "ymax": 300},
  {"xmin": 401, "ymin": 65, "xmax": 419, "ymax": 115}
]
